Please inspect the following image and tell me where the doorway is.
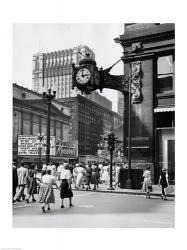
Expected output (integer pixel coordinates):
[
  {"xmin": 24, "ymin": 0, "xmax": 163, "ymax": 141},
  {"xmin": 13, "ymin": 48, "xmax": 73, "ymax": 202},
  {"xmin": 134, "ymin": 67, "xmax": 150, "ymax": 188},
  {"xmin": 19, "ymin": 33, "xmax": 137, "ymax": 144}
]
[{"xmin": 155, "ymin": 127, "xmax": 175, "ymax": 184}]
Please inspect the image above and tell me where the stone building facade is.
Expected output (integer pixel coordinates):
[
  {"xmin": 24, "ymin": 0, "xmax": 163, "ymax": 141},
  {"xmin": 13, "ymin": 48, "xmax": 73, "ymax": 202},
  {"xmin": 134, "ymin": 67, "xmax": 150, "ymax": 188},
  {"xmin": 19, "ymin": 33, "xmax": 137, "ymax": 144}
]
[
  {"xmin": 13, "ymin": 83, "xmax": 71, "ymax": 163},
  {"xmin": 113, "ymin": 111, "xmax": 123, "ymax": 131},
  {"xmin": 58, "ymin": 95, "xmax": 114, "ymax": 162},
  {"xmin": 117, "ymin": 23, "xmax": 175, "ymax": 183}
]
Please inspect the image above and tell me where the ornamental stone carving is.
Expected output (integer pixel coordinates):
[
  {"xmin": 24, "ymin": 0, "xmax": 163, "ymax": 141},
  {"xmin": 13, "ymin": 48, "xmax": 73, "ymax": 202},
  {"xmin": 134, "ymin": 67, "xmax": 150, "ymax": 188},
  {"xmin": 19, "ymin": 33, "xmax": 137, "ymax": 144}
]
[
  {"xmin": 98, "ymin": 60, "xmax": 143, "ymax": 104},
  {"xmin": 131, "ymin": 61, "xmax": 143, "ymax": 104}
]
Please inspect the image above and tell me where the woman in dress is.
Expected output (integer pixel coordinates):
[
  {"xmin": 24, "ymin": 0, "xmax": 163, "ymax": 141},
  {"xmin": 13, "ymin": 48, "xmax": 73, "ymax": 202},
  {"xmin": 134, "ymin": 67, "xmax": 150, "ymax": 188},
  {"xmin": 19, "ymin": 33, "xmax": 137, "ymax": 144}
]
[
  {"xmin": 60, "ymin": 164, "xmax": 73, "ymax": 208},
  {"xmin": 142, "ymin": 166, "xmax": 152, "ymax": 199},
  {"xmin": 51, "ymin": 163, "xmax": 57, "ymax": 179},
  {"xmin": 85, "ymin": 164, "xmax": 92, "ymax": 190},
  {"xmin": 101, "ymin": 163, "xmax": 109, "ymax": 185},
  {"xmin": 158, "ymin": 168, "xmax": 169, "ymax": 200},
  {"xmin": 73, "ymin": 164, "xmax": 79, "ymax": 188},
  {"xmin": 76, "ymin": 163, "xmax": 85, "ymax": 189},
  {"xmin": 39, "ymin": 169, "xmax": 58, "ymax": 213},
  {"xmin": 26, "ymin": 164, "xmax": 37, "ymax": 203},
  {"xmin": 91, "ymin": 162, "xmax": 98, "ymax": 190},
  {"xmin": 114, "ymin": 164, "xmax": 121, "ymax": 188}
]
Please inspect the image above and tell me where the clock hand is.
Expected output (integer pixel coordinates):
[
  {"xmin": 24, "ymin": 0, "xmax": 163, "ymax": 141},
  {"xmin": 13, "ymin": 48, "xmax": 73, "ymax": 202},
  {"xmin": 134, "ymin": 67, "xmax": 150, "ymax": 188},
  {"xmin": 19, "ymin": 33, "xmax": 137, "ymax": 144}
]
[{"xmin": 81, "ymin": 69, "xmax": 84, "ymax": 77}]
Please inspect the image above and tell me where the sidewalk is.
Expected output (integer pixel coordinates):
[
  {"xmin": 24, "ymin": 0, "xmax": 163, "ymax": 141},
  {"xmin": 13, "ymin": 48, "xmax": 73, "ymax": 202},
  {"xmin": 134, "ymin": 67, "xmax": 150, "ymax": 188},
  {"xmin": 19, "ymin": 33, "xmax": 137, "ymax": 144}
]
[
  {"xmin": 71, "ymin": 183, "xmax": 175, "ymax": 197},
  {"xmin": 36, "ymin": 173, "xmax": 175, "ymax": 197}
]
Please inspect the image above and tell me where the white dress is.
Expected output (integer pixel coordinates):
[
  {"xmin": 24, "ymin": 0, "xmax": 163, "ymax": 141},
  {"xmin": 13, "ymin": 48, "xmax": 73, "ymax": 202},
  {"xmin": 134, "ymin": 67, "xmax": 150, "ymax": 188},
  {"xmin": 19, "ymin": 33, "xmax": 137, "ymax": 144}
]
[
  {"xmin": 115, "ymin": 166, "xmax": 121, "ymax": 183},
  {"xmin": 101, "ymin": 165, "xmax": 109, "ymax": 182},
  {"xmin": 76, "ymin": 167, "xmax": 85, "ymax": 187},
  {"xmin": 142, "ymin": 170, "xmax": 152, "ymax": 192}
]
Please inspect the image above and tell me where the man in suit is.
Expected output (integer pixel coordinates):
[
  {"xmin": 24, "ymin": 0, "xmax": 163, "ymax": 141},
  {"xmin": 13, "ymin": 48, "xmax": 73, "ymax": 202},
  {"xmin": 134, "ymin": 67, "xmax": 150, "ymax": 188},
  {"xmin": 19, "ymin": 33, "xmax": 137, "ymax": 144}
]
[{"xmin": 15, "ymin": 162, "xmax": 28, "ymax": 202}]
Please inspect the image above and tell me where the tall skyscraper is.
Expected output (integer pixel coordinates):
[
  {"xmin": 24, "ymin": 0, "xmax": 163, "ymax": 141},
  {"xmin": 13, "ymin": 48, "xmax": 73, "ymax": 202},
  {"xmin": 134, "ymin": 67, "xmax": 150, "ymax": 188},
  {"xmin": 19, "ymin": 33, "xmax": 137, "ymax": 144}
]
[
  {"xmin": 32, "ymin": 45, "xmax": 95, "ymax": 98},
  {"xmin": 117, "ymin": 92, "xmax": 124, "ymax": 115}
]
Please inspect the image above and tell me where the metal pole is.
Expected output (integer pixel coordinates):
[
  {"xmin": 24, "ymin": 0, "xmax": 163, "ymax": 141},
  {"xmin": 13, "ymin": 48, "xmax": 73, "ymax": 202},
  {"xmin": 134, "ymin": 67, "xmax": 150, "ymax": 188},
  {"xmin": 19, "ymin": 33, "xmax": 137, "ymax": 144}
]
[
  {"xmin": 38, "ymin": 134, "xmax": 43, "ymax": 171},
  {"xmin": 38, "ymin": 145, "xmax": 42, "ymax": 170},
  {"xmin": 43, "ymin": 89, "xmax": 55, "ymax": 166},
  {"xmin": 108, "ymin": 149, "xmax": 115, "ymax": 190},
  {"xmin": 123, "ymin": 92, "xmax": 126, "ymax": 163},
  {"xmin": 110, "ymin": 150, "xmax": 113, "ymax": 188},
  {"xmin": 126, "ymin": 62, "xmax": 132, "ymax": 189},
  {"xmin": 46, "ymin": 99, "xmax": 51, "ymax": 165}
]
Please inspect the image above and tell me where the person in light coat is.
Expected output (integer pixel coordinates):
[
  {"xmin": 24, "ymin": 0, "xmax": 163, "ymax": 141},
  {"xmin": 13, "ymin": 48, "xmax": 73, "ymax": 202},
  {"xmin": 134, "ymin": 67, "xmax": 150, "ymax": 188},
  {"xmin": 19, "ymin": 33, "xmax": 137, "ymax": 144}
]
[
  {"xmin": 76, "ymin": 163, "xmax": 85, "ymax": 189},
  {"xmin": 142, "ymin": 166, "xmax": 152, "ymax": 199},
  {"xmin": 15, "ymin": 162, "xmax": 28, "ymax": 202}
]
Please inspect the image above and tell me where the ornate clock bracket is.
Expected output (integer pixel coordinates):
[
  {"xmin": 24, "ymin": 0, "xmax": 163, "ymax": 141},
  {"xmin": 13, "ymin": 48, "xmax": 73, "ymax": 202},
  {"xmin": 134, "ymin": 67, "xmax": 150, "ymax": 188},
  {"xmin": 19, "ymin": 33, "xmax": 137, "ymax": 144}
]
[{"xmin": 72, "ymin": 42, "xmax": 143, "ymax": 104}]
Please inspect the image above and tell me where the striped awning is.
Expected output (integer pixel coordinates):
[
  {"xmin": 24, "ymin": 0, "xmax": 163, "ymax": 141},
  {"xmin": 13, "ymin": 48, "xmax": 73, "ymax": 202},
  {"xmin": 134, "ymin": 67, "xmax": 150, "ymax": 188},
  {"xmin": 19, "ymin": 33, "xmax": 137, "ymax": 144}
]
[{"xmin": 154, "ymin": 107, "xmax": 175, "ymax": 113}]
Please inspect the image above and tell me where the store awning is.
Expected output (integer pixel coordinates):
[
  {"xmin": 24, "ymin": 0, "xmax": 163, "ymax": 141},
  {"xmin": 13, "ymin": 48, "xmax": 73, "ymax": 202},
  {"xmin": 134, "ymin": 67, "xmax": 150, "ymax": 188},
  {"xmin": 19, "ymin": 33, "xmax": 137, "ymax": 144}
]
[{"xmin": 154, "ymin": 107, "xmax": 175, "ymax": 113}]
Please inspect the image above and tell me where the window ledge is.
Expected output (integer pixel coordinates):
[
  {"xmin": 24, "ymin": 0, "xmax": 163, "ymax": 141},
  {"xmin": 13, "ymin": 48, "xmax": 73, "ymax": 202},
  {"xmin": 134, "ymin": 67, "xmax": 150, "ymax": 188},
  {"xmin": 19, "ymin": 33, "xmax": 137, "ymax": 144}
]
[{"xmin": 156, "ymin": 91, "xmax": 175, "ymax": 98}]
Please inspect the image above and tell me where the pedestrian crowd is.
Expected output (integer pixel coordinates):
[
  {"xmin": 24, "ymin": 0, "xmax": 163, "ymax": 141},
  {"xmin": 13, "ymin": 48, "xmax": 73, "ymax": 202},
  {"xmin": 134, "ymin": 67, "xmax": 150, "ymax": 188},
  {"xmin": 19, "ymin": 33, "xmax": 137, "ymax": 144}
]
[{"xmin": 13, "ymin": 160, "xmax": 172, "ymax": 213}]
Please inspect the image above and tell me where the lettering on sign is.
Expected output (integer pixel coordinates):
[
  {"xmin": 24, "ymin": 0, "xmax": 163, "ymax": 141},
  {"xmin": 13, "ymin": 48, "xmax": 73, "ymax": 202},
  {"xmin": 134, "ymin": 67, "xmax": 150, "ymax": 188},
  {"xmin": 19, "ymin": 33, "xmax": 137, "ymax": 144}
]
[
  {"xmin": 17, "ymin": 135, "xmax": 77, "ymax": 158},
  {"xmin": 55, "ymin": 138, "xmax": 77, "ymax": 158},
  {"xmin": 18, "ymin": 135, "xmax": 56, "ymax": 156}
]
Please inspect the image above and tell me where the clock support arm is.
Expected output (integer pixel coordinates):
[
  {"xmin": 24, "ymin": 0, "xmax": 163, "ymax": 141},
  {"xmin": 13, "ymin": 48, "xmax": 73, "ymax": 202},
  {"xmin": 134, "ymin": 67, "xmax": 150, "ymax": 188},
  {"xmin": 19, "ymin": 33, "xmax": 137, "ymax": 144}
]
[
  {"xmin": 72, "ymin": 56, "xmax": 143, "ymax": 104},
  {"xmin": 98, "ymin": 66, "xmax": 143, "ymax": 104}
]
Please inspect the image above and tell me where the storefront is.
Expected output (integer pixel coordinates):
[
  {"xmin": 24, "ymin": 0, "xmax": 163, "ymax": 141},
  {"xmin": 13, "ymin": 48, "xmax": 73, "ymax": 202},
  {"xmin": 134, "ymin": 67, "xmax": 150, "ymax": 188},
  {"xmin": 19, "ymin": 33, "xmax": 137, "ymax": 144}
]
[
  {"xmin": 118, "ymin": 23, "xmax": 175, "ymax": 183},
  {"xmin": 154, "ymin": 108, "xmax": 175, "ymax": 184}
]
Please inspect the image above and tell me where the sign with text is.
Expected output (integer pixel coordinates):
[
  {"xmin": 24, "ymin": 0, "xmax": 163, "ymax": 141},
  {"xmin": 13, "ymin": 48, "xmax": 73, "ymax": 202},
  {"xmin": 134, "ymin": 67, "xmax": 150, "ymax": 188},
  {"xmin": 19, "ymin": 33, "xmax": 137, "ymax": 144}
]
[
  {"xmin": 55, "ymin": 139, "xmax": 77, "ymax": 158},
  {"xmin": 18, "ymin": 135, "xmax": 56, "ymax": 156}
]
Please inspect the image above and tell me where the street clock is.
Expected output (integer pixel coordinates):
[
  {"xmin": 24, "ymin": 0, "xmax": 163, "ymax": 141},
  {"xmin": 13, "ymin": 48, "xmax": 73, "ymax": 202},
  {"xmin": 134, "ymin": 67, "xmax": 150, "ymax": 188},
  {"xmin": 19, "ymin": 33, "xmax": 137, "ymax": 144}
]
[
  {"xmin": 72, "ymin": 53, "xmax": 101, "ymax": 94},
  {"xmin": 72, "ymin": 47, "xmax": 143, "ymax": 103},
  {"xmin": 75, "ymin": 67, "xmax": 92, "ymax": 84}
]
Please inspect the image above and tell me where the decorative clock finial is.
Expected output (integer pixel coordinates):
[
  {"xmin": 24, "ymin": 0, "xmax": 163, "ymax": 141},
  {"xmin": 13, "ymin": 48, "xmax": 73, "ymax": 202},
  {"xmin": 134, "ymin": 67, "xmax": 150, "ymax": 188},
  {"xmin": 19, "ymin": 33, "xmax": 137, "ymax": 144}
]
[{"xmin": 85, "ymin": 53, "xmax": 90, "ymax": 58}]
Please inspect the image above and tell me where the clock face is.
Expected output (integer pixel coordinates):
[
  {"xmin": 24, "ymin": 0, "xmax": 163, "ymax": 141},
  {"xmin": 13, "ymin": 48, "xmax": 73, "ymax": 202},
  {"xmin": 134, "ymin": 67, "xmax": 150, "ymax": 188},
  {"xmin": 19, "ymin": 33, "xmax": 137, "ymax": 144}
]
[{"xmin": 76, "ymin": 67, "xmax": 91, "ymax": 84}]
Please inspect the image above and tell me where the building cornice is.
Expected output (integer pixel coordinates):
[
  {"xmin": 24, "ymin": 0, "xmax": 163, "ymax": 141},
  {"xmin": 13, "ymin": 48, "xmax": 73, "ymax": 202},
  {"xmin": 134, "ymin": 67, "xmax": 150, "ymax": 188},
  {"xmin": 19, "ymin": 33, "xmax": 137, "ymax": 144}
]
[
  {"xmin": 120, "ymin": 23, "xmax": 175, "ymax": 44},
  {"xmin": 13, "ymin": 83, "xmax": 70, "ymax": 110},
  {"xmin": 13, "ymin": 98, "xmax": 70, "ymax": 122},
  {"xmin": 13, "ymin": 83, "xmax": 43, "ymax": 98}
]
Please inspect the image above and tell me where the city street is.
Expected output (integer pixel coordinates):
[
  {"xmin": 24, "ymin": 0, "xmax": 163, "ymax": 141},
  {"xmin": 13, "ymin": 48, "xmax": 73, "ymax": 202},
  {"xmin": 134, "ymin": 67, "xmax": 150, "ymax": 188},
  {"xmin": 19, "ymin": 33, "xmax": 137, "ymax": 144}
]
[{"xmin": 13, "ymin": 190, "xmax": 175, "ymax": 228}]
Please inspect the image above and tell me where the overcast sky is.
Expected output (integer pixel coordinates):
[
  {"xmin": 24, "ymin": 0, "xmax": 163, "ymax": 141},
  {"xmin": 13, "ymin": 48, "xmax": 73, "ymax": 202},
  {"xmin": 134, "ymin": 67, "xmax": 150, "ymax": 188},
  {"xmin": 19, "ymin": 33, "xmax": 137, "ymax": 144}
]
[{"xmin": 13, "ymin": 23, "xmax": 125, "ymax": 112}]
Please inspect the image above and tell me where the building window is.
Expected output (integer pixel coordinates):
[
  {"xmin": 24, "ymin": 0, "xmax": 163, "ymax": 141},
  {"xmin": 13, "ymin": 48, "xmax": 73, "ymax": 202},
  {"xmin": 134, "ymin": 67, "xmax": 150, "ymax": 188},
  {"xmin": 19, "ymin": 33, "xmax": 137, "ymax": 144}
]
[
  {"xmin": 157, "ymin": 55, "xmax": 174, "ymax": 93},
  {"xmin": 156, "ymin": 111, "xmax": 175, "ymax": 128}
]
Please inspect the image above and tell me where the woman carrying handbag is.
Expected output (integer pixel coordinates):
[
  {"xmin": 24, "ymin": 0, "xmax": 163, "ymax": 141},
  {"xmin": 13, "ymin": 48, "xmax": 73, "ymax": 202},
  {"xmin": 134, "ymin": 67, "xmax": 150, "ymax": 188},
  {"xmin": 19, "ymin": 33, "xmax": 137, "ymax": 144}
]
[
  {"xmin": 158, "ymin": 168, "xmax": 169, "ymax": 200},
  {"xmin": 142, "ymin": 166, "xmax": 152, "ymax": 199}
]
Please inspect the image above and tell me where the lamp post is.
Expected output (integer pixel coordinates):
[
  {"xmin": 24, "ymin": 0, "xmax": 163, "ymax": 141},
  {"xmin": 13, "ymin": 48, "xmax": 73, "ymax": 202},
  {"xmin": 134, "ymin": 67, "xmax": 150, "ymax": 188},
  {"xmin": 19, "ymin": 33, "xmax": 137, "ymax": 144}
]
[
  {"xmin": 125, "ymin": 61, "xmax": 132, "ymax": 188},
  {"xmin": 37, "ymin": 133, "xmax": 43, "ymax": 170},
  {"xmin": 43, "ymin": 89, "xmax": 56, "ymax": 165},
  {"xmin": 107, "ymin": 132, "xmax": 118, "ymax": 190},
  {"xmin": 97, "ymin": 142, "xmax": 103, "ymax": 162},
  {"xmin": 108, "ymin": 148, "xmax": 115, "ymax": 190}
]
